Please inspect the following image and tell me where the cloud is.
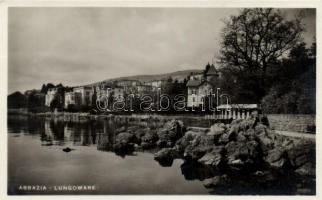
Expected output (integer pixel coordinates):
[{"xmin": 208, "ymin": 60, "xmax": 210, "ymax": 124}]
[{"xmin": 8, "ymin": 7, "xmax": 315, "ymax": 94}]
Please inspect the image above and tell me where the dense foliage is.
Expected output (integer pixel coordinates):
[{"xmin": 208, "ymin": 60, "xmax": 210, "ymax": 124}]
[{"xmin": 218, "ymin": 8, "xmax": 315, "ymax": 114}]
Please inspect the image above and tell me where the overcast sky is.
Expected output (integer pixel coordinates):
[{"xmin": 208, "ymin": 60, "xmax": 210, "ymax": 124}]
[{"xmin": 8, "ymin": 8, "xmax": 315, "ymax": 94}]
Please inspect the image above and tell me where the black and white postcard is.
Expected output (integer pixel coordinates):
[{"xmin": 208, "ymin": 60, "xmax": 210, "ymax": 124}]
[{"xmin": 1, "ymin": 0, "xmax": 320, "ymax": 198}]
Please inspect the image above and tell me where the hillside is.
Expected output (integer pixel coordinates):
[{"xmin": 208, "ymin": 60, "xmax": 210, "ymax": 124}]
[{"xmin": 88, "ymin": 69, "xmax": 203, "ymax": 86}]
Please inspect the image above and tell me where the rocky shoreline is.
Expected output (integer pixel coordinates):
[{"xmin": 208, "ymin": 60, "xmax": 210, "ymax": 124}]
[{"xmin": 111, "ymin": 117, "xmax": 315, "ymax": 195}]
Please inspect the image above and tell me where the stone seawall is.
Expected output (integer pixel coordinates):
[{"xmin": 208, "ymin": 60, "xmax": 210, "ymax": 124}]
[{"xmin": 266, "ymin": 114, "xmax": 315, "ymax": 133}]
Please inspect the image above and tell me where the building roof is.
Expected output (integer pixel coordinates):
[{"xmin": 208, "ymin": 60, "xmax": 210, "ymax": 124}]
[
  {"xmin": 186, "ymin": 79, "xmax": 215, "ymax": 87},
  {"xmin": 186, "ymin": 79, "xmax": 203, "ymax": 87},
  {"xmin": 73, "ymin": 85, "xmax": 92, "ymax": 90},
  {"xmin": 206, "ymin": 65, "xmax": 218, "ymax": 76},
  {"xmin": 217, "ymin": 104, "xmax": 258, "ymax": 110}
]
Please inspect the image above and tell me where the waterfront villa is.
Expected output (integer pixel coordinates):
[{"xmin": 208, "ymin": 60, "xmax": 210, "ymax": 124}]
[
  {"xmin": 186, "ymin": 79, "xmax": 213, "ymax": 108},
  {"xmin": 113, "ymin": 86, "xmax": 125, "ymax": 101},
  {"xmin": 73, "ymin": 86, "xmax": 93, "ymax": 106},
  {"xmin": 95, "ymin": 83, "xmax": 112, "ymax": 98},
  {"xmin": 64, "ymin": 91, "xmax": 77, "ymax": 108},
  {"xmin": 186, "ymin": 64, "xmax": 219, "ymax": 108}
]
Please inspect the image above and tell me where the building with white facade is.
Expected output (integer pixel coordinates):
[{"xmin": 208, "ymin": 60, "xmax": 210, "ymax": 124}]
[
  {"xmin": 186, "ymin": 64, "xmax": 220, "ymax": 108},
  {"xmin": 64, "ymin": 91, "xmax": 76, "ymax": 108},
  {"xmin": 113, "ymin": 86, "xmax": 125, "ymax": 101},
  {"xmin": 186, "ymin": 79, "xmax": 213, "ymax": 108},
  {"xmin": 73, "ymin": 86, "xmax": 93, "ymax": 106},
  {"xmin": 117, "ymin": 80, "xmax": 140, "ymax": 88}
]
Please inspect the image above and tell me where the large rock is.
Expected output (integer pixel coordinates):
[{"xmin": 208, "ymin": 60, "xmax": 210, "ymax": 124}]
[
  {"xmin": 113, "ymin": 132, "xmax": 138, "ymax": 155},
  {"xmin": 294, "ymin": 162, "xmax": 315, "ymax": 176},
  {"xmin": 218, "ymin": 133, "xmax": 230, "ymax": 144},
  {"xmin": 184, "ymin": 145, "xmax": 213, "ymax": 161},
  {"xmin": 202, "ymin": 174, "xmax": 231, "ymax": 188},
  {"xmin": 183, "ymin": 134, "xmax": 216, "ymax": 160},
  {"xmin": 287, "ymin": 140, "xmax": 315, "ymax": 169},
  {"xmin": 227, "ymin": 119, "xmax": 257, "ymax": 142},
  {"xmin": 131, "ymin": 127, "xmax": 152, "ymax": 139},
  {"xmin": 236, "ymin": 132, "xmax": 247, "ymax": 142},
  {"xmin": 198, "ymin": 146, "xmax": 225, "ymax": 168},
  {"xmin": 208, "ymin": 124, "xmax": 225, "ymax": 137},
  {"xmin": 141, "ymin": 131, "xmax": 159, "ymax": 149},
  {"xmin": 244, "ymin": 128, "xmax": 256, "ymax": 141},
  {"xmin": 113, "ymin": 142, "xmax": 135, "ymax": 156},
  {"xmin": 254, "ymin": 123, "xmax": 267, "ymax": 135},
  {"xmin": 230, "ymin": 118, "xmax": 257, "ymax": 133},
  {"xmin": 192, "ymin": 135, "xmax": 215, "ymax": 146},
  {"xmin": 174, "ymin": 132, "xmax": 196, "ymax": 154},
  {"xmin": 156, "ymin": 119, "xmax": 186, "ymax": 148},
  {"xmin": 227, "ymin": 124, "xmax": 239, "ymax": 141},
  {"xmin": 256, "ymin": 133, "xmax": 274, "ymax": 155},
  {"xmin": 115, "ymin": 132, "xmax": 138, "ymax": 144},
  {"xmin": 264, "ymin": 148, "xmax": 288, "ymax": 169},
  {"xmin": 154, "ymin": 148, "xmax": 178, "ymax": 167},
  {"xmin": 225, "ymin": 140, "xmax": 261, "ymax": 171}
]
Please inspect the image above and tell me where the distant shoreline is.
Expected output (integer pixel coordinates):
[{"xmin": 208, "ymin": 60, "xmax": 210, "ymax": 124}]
[{"xmin": 8, "ymin": 109, "xmax": 315, "ymax": 136}]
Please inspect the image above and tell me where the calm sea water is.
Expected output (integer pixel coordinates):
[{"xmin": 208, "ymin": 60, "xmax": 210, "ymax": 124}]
[
  {"xmin": 8, "ymin": 115, "xmax": 210, "ymax": 195},
  {"xmin": 8, "ymin": 115, "xmax": 314, "ymax": 195}
]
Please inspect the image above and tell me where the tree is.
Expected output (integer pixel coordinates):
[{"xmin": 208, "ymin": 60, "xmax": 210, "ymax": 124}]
[
  {"xmin": 50, "ymin": 94, "xmax": 62, "ymax": 112},
  {"xmin": 261, "ymin": 42, "xmax": 316, "ymax": 114},
  {"xmin": 40, "ymin": 83, "xmax": 55, "ymax": 94},
  {"xmin": 91, "ymin": 87, "xmax": 97, "ymax": 109},
  {"xmin": 8, "ymin": 91, "xmax": 26, "ymax": 108},
  {"xmin": 219, "ymin": 8, "xmax": 304, "ymax": 101}
]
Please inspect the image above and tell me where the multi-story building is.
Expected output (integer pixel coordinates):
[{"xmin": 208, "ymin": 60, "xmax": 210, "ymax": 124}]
[
  {"xmin": 186, "ymin": 79, "xmax": 213, "ymax": 108},
  {"xmin": 95, "ymin": 83, "xmax": 111, "ymax": 99},
  {"xmin": 73, "ymin": 86, "xmax": 93, "ymax": 106},
  {"xmin": 146, "ymin": 79, "xmax": 167, "ymax": 89},
  {"xmin": 186, "ymin": 64, "xmax": 220, "ymax": 108},
  {"xmin": 64, "ymin": 91, "xmax": 76, "ymax": 108},
  {"xmin": 117, "ymin": 80, "xmax": 140, "ymax": 88},
  {"xmin": 113, "ymin": 86, "xmax": 124, "ymax": 101},
  {"xmin": 137, "ymin": 84, "xmax": 153, "ymax": 93}
]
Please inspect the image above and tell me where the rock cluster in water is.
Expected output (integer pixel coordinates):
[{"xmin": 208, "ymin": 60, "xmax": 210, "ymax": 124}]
[{"xmin": 112, "ymin": 117, "xmax": 315, "ymax": 194}]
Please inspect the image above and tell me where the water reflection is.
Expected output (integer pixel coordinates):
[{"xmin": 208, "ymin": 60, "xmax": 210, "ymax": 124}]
[
  {"xmin": 9, "ymin": 116, "xmax": 221, "ymax": 180},
  {"xmin": 9, "ymin": 116, "xmax": 144, "ymax": 156},
  {"xmin": 180, "ymin": 161, "xmax": 218, "ymax": 181},
  {"xmin": 97, "ymin": 120, "xmax": 116, "ymax": 152},
  {"xmin": 7, "ymin": 115, "xmax": 314, "ymax": 195}
]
